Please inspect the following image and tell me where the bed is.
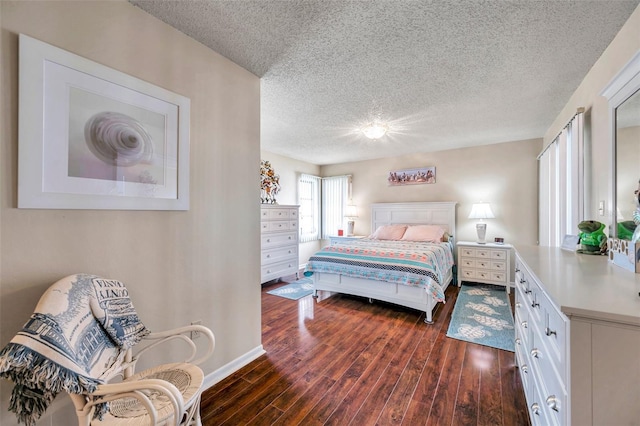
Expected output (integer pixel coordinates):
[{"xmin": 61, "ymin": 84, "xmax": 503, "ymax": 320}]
[{"xmin": 307, "ymin": 201, "xmax": 457, "ymax": 323}]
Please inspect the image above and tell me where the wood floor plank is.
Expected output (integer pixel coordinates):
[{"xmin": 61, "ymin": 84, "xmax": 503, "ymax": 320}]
[
  {"xmin": 201, "ymin": 279, "xmax": 530, "ymax": 426},
  {"xmin": 451, "ymin": 344, "xmax": 481, "ymax": 425},
  {"xmin": 477, "ymin": 347, "xmax": 504, "ymax": 426}
]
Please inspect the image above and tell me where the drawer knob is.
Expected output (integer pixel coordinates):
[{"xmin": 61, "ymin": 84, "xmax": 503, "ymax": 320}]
[
  {"xmin": 545, "ymin": 327, "xmax": 557, "ymax": 337},
  {"xmin": 546, "ymin": 395, "xmax": 560, "ymax": 412},
  {"xmin": 530, "ymin": 348, "xmax": 540, "ymax": 358},
  {"xmin": 515, "ymin": 267, "xmax": 520, "ymax": 272},
  {"xmin": 515, "ymin": 302, "xmax": 522, "ymax": 309},
  {"xmin": 267, "ymin": 239, "xmax": 271, "ymax": 243},
  {"xmin": 515, "ymin": 338, "xmax": 522, "ymax": 346},
  {"xmin": 531, "ymin": 403, "xmax": 540, "ymax": 416},
  {"xmin": 531, "ymin": 300, "xmax": 540, "ymax": 308},
  {"xmin": 521, "ymin": 320, "xmax": 528, "ymax": 329},
  {"xmin": 521, "ymin": 364, "xmax": 528, "ymax": 374},
  {"xmin": 266, "ymin": 254, "xmax": 271, "ymax": 258},
  {"xmin": 524, "ymin": 288, "xmax": 532, "ymax": 294}
]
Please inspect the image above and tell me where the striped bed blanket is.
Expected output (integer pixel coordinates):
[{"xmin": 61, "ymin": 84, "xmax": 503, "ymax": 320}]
[{"xmin": 306, "ymin": 239, "xmax": 454, "ymax": 302}]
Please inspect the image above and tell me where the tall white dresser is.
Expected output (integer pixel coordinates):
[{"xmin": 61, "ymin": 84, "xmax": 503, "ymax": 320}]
[
  {"xmin": 260, "ymin": 205, "xmax": 299, "ymax": 283},
  {"xmin": 514, "ymin": 246, "xmax": 640, "ymax": 426}
]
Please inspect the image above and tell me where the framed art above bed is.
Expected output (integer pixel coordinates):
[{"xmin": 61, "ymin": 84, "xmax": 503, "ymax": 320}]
[{"xmin": 307, "ymin": 201, "xmax": 457, "ymax": 324}]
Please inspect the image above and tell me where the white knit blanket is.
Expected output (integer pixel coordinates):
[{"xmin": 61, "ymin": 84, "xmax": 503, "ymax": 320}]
[{"xmin": 0, "ymin": 274, "xmax": 150, "ymax": 426}]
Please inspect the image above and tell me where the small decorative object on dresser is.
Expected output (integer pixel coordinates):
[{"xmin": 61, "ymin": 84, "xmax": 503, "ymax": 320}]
[
  {"xmin": 260, "ymin": 160, "xmax": 280, "ymax": 204},
  {"xmin": 457, "ymin": 241, "xmax": 512, "ymax": 293},
  {"xmin": 261, "ymin": 205, "xmax": 299, "ymax": 283}
]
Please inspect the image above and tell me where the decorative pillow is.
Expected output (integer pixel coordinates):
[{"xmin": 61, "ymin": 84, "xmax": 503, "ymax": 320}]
[
  {"xmin": 401, "ymin": 225, "xmax": 446, "ymax": 242},
  {"xmin": 369, "ymin": 224, "xmax": 408, "ymax": 240}
]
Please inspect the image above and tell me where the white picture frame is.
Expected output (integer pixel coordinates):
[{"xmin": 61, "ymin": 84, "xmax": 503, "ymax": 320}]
[{"xmin": 18, "ymin": 34, "xmax": 190, "ymax": 210}]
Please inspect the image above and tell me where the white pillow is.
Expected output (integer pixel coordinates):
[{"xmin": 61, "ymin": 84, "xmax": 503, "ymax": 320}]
[
  {"xmin": 368, "ymin": 225, "xmax": 407, "ymax": 240},
  {"xmin": 401, "ymin": 225, "xmax": 446, "ymax": 242}
]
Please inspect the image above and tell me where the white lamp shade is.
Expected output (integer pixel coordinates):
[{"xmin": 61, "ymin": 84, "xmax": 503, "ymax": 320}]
[
  {"xmin": 468, "ymin": 203, "xmax": 495, "ymax": 220},
  {"xmin": 345, "ymin": 204, "xmax": 358, "ymax": 218}
]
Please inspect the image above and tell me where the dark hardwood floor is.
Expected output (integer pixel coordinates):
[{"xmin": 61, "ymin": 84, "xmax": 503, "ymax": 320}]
[{"xmin": 200, "ymin": 278, "xmax": 530, "ymax": 425}]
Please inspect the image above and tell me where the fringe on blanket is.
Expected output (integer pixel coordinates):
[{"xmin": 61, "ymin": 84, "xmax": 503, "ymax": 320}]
[{"xmin": 0, "ymin": 343, "xmax": 106, "ymax": 426}]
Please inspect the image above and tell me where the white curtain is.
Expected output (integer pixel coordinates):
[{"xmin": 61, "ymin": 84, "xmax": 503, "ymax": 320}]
[
  {"xmin": 538, "ymin": 111, "xmax": 584, "ymax": 246},
  {"xmin": 321, "ymin": 175, "xmax": 350, "ymax": 239}
]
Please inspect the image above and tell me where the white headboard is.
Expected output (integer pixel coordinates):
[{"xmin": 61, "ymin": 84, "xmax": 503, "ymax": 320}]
[{"xmin": 370, "ymin": 202, "xmax": 457, "ymax": 240}]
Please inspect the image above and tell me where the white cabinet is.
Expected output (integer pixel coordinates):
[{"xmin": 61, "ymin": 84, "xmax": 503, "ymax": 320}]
[
  {"xmin": 514, "ymin": 253, "xmax": 568, "ymax": 426},
  {"xmin": 514, "ymin": 247, "xmax": 640, "ymax": 426},
  {"xmin": 261, "ymin": 205, "xmax": 299, "ymax": 283},
  {"xmin": 457, "ymin": 241, "xmax": 512, "ymax": 292}
]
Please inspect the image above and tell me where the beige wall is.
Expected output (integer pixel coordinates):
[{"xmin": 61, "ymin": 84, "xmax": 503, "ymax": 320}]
[
  {"xmin": 543, "ymin": 5, "xmax": 640, "ymax": 226},
  {"xmin": 320, "ymin": 139, "xmax": 541, "ymax": 246},
  {"xmin": 1, "ymin": 2, "xmax": 260, "ymax": 424}
]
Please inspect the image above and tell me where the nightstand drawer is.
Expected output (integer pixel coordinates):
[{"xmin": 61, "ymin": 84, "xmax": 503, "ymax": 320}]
[
  {"xmin": 491, "ymin": 250, "xmax": 508, "ymax": 260},
  {"xmin": 476, "ymin": 259, "xmax": 491, "ymax": 269},
  {"xmin": 460, "ymin": 248, "xmax": 476, "ymax": 257},
  {"xmin": 460, "ymin": 259, "xmax": 476, "ymax": 268},
  {"xmin": 491, "ymin": 261, "xmax": 506, "ymax": 271},
  {"xmin": 461, "ymin": 269, "xmax": 477, "ymax": 279},
  {"xmin": 491, "ymin": 271, "xmax": 507, "ymax": 282}
]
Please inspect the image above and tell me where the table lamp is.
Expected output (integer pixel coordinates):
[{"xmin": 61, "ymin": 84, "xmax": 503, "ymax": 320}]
[
  {"xmin": 469, "ymin": 203, "xmax": 495, "ymax": 244},
  {"xmin": 345, "ymin": 204, "xmax": 358, "ymax": 236}
]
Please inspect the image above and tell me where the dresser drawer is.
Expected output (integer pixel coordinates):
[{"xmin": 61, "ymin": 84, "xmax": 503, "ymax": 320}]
[
  {"xmin": 262, "ymin": 232, "xmax": 297, "ymax": 248},
  {"xmin": 530, "ymin": 330, "xmax": 567, "ymax": 425},
  {"xmin": 265, "ymin": 220, "xmax": 297, "ymax": 232},
  {"xmin": 261, "ymin": 259, "xmax": 298, "ymax": 280},
  {"xmin": 538, "ymin": 292, "xmax": 568, "ymax": 377},
  {"xmin": 265, "ymin": 208, "xmax": 295, "ymax": 220},
  {"xmin": 262, "ymin": 246, "xmax": 297, "ymax": 265},
  {"xmin": 529, "ymin": 378, "xmax": 553, "ymax": 426}
]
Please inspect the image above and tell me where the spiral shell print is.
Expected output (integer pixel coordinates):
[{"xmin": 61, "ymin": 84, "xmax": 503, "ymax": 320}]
[{"xmin": 84, "ymin": 112, "xmax": 154, "ymax": 166}]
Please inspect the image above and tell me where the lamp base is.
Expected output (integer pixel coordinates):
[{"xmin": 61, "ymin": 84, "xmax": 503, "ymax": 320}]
[
  {"xmin": 347, "ymin": 220, "xmax": 355, "ymax": 237},
  {"xmin": 476, "ymin": 223, "xmax": 487, "ymax": 244}
]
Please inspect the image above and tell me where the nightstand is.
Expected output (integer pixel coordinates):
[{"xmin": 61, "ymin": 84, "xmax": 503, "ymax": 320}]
[
  {"xmin": 328, "ymin": 235, "xmax": 366, "ymax": 245},
  {"xmin": 457, "ymin": 241, "xmax": 512, "ymax": 293}
]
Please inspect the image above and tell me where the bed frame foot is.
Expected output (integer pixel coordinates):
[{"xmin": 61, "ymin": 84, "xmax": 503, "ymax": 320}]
[
  {"xmin": 368, "ymin": 298, "xmax": 373, "ymax": 304},
  {"xmin": 424, "ymin": 317, "xmax": 434, "ymax": 324}
]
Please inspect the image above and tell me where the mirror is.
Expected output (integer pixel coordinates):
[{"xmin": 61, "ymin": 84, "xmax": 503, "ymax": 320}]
[
  {"xmin": 615, "ymin": 89, "xmax": 640, "ymax": 240},
  {"xmin": 602, "ymin": 50, "xmax": 640, "ymax": 241}
]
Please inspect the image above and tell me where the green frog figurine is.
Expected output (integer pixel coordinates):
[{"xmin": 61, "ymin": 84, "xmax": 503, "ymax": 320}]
[{"xmin": 577, "ymin": 220, "xmax": 607, "ymax": 255}]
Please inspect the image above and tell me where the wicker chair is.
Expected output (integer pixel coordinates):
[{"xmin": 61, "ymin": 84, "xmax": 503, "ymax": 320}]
[{"xmin": 0, "ymin": 274, "xmax": 215, "ymax": 426}]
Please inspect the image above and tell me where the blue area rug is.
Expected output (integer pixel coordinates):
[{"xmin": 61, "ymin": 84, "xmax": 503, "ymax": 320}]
[
  {"xmin": 446, "ymin": 283, "xmax": 515, "ymax": 352},
  {"xmin": 267, "ymin": 277, "xmax": 314, "ymax": 300}
]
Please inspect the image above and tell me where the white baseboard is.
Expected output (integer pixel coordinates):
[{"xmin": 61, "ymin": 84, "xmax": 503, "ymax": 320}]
[{"xmin": 203, "ymin": 345, "xmax": 266, "ymax": 389}]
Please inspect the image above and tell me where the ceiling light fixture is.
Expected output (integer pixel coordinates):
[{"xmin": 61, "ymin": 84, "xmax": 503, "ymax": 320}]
[{"xmin": 361, "ymin": 121, "xmax": 388, "ymax": 139}]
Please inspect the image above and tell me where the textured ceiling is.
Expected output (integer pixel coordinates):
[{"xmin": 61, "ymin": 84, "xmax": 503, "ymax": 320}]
[{"xmin": 130, "ymin": 0, "xmax": 640, "ymax": 165}]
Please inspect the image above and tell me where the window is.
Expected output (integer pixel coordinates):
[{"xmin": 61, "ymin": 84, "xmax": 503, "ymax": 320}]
[
  {"xmin": 538, "ymin": 111, "xmax": 585, "ymax": 246},
  {"xmin": 298, "ymin": 174, "xmax": 320, "ymax": 243},
  {"xmin": 297, "ymin": 174, "xmax": 351, "ymax": 242}
]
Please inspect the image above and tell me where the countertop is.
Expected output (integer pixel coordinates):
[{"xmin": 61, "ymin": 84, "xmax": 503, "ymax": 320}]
[{"xmin": 515, "ymin": 245, "xmax": 640, "ymax": 326}]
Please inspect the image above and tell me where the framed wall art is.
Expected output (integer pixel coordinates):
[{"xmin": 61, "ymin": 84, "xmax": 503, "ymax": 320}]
[
  {"xmin": 18, "ymin": 34, "xmax": 190, "ymax": 210},
  {"xmin": 387, "ymin": 166, "xmax": 436, "ymax": 186}
]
